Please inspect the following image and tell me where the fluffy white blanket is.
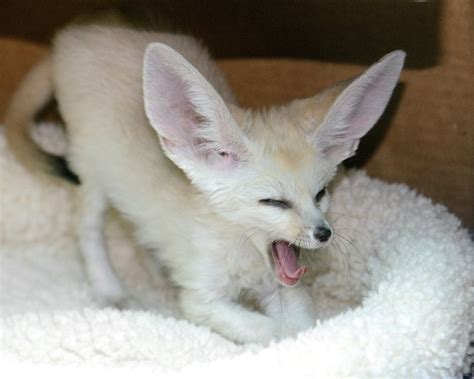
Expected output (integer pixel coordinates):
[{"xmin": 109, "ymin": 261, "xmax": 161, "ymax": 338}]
[{"xmin": 1, "ymin": 131, "xmax": 473, "ymax": 378}]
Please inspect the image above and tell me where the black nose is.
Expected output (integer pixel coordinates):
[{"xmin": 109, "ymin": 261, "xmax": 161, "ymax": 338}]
[{"xmin": 314, "ymin": 227, "xmax": 332, "ymax": 242}]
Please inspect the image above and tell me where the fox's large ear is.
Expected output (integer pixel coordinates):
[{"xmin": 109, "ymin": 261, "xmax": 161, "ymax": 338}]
[
  {"xmin": 314, "ymin": 50, "xmax": 405, "ymax": 164},
  {"xmin": 143, "ymin": 43, "xmax": 248, "ymax": 171}
]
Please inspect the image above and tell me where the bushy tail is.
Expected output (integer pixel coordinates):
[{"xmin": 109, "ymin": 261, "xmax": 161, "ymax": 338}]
[{"xmin": 4, "ymin": 55, "xmax": 79, "ymax": 184}]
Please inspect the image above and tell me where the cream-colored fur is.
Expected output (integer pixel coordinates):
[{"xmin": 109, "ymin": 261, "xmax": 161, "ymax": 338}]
[
  {"xmin": 5, "ymin": 24, "xmax": 405, "ymax": 344},
  {"xmin": 4, "ymin": 56, "xmax": 56, "ymax": 182}
]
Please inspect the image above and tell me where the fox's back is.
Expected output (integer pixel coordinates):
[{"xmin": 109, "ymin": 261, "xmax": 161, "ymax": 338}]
[{"xmin": 51, "ymin": 26, "xmax": 234, "ymax": 223}]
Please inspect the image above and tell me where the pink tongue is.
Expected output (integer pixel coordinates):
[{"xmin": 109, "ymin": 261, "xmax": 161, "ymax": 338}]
[{"xmin": 274, "ymin": 242, "xmax": 308, "ymax": 280}]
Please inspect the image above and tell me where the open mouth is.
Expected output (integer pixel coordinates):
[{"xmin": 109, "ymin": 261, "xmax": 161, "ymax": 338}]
[{"xmin": 270, "ymin": 241, "xmax": 308, "ymax": 286}]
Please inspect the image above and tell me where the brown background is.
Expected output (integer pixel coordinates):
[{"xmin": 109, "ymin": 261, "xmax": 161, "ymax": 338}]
[{"xmin": 0, "ymin": 0, "xmax": 472, "ymax": 227}]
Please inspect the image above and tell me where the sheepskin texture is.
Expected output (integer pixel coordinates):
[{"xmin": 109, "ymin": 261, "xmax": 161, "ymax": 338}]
[{"xmin": 1, "ymin": 129, "xmax": 473, "ymax": 378}]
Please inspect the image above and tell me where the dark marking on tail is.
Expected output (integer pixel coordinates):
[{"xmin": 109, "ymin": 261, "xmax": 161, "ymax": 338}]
[{"xmin": 48, "ymin": 155, "xmax": 81, "ymax": 185}]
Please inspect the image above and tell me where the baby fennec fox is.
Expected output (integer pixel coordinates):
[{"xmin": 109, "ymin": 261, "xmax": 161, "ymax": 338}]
[{"xmin": 5, "ymin": 25, "xmax": 405, "ymax": 344}]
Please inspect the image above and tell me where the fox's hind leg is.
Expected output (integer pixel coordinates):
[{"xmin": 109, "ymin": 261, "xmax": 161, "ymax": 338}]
[{"xmin": 77, "ymin": 184, "xmax": 126, "ymax": 307}]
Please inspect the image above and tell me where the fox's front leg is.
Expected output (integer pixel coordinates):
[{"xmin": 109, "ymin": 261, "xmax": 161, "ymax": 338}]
[
  {"xmin": 179, "ymin": 288, "xmax": 278, "ymax": 344},
  {"xmin": 261, "ymin": 285, "xmax": 316, "ymax": 339}
]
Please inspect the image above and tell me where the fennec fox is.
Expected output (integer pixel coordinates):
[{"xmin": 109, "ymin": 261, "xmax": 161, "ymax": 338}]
[{"xmin": 5, "ymin": 25, "xmax": 404, "ymax": 344}]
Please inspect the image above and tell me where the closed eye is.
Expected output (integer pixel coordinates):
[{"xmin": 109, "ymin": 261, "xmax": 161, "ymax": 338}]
[
  {"xmin": 315, "ymin": 188, "xmax": 327, "ymax": 203},
  {"xmin": 259, "ymin": 198, "xmax": 291, "ymax": 209}
]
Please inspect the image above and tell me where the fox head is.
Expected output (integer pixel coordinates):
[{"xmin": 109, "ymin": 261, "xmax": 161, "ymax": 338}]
[{"xmin": 143, "ymin": 44, "xmax": 405, "ymax": 286}]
